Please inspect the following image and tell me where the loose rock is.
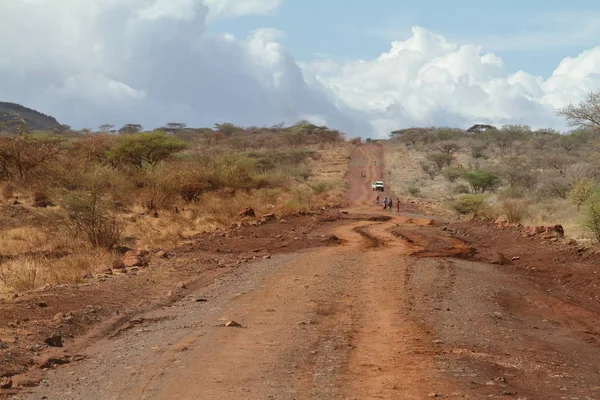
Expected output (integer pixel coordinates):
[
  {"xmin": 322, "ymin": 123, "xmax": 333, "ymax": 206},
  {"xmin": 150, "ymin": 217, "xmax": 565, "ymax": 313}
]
[
  {"xmin": 45, "ymin": 334, "xmax": 63, "ymax": 347},
  {"xmin": 0, "ymin": 377, "xmax": 12, "ymax": 389}
]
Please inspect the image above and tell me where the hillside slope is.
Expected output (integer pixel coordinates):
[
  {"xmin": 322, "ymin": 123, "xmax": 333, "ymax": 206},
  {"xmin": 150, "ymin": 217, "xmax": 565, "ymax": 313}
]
[{"xmin": 0, "ymin": 102, "xmax": 60, "ymax": 130}]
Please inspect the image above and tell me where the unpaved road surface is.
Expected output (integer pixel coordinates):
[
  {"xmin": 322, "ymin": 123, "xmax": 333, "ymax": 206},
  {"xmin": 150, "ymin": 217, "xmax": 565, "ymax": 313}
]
[{"xmin": 9, "ymin": 144, "xmax": 600, "ymax": 399}]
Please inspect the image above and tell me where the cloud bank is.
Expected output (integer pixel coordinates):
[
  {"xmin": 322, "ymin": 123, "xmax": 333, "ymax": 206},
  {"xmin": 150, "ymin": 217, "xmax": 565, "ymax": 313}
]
[{"xmin": 0, "ymin": 1, "xmax": 599, "ymax": 138}]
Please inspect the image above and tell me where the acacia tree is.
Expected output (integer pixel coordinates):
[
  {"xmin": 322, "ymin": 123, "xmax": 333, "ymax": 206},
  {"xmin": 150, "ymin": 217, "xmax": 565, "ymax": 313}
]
[
  {"xmin": 558, "ymin": 91, "xmax": 600, "ymax": 132},
  {"xmin": 98, "ymin": 124, "xmax": 114, "ymax": 133},
  {"xmin": 118, "ymin": 124, "xmax": 143, "ymax": 134},
  {"xmin": 162, "ymin": 122, "xmax": 187, "ymax": 134},
  {"xmin": 107, "ymin": 130, "xmax": 187, "ymax": 168}
]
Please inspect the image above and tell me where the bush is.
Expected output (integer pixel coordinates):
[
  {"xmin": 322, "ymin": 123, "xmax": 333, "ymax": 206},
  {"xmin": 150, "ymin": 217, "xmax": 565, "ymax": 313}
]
[
  {"xmin": 107, "ymin": 130, "xmax": 187, "ymax": 168},
  {"xmin": 449, "ymin": 194, "xmax": 489, "ymax": 220},
  {"xmin": 407, "ymin": 186, "xmax": 421, "ymax": 197},
  {"xmin": 568, "ymin": 179, "xmax": 595, "ymax": 211},
  {"xmin": 501, "ymin": 199, "xmax": 529, "ymax": 223},
  {"xmin": 442, "ymin": 167, "xmax": 463, "ymax": 183},
  {"xmin": 310, "ymin": 182, "xmax": 330, "ymax": 194},
  {"xmin": 471, "ymin": 145, "xmax": 487, "ymax": 159},
  {"xmin": 499, "ymin": 186, "xmax": 527, "ymax": 199},
  {"xmin": 584, "ymin": 193, "xmax": 600, "ymax": 242},
  {"xmin": 462, "ymin": 169, "xmax": 500, "ymax": 193},
  {"xmin": 62, "ymin": 192, "xmax": 122, "ymax": 249},
  {"xmin": 420, "ymin": 162, "xmax": 439, "ymax": 180}
]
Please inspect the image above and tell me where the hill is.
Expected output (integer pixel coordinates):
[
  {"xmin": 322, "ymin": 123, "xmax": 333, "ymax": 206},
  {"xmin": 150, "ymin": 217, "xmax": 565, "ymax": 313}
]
[{"xmin": 0, "ymin": 102, "xmax": 60, "ymax": 130}]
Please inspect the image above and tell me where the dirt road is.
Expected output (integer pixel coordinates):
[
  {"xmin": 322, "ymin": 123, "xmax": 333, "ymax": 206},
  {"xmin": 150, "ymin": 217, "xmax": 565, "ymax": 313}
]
[{"xmin": 13, "ymin": 144, "xmax": 600, "ymax": 399}]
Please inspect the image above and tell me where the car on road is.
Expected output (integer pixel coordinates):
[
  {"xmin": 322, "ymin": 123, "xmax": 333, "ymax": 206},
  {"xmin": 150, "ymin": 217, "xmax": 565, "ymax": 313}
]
[{"xmin": 372, "ymin": 181, "xmax": 384, "ymax": 191}]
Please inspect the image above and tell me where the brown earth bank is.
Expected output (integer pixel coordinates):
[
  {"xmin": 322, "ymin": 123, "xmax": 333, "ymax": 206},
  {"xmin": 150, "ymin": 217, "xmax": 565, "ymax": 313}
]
[{"xmin": 0, "ymin": 143, "xmax": 598, "ymax": 399}]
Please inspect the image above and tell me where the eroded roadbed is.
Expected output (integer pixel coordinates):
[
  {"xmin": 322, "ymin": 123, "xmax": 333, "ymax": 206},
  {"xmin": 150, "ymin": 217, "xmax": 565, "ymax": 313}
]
[{"xmin": 11, "ymin": 211, "xmax": 600, "ymax": 400}]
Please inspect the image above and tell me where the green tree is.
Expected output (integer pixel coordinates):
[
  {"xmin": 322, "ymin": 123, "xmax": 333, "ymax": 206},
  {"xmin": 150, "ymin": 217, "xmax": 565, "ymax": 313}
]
[
  {"xmin": 107, "ymin": 130, "xmax": 187, "ymax": 168},
  {"xmin": 427, "ymin": 153, "xmax": 454, "ymax": 170},
  {"xmin": 568, "ymin": 179, "xmax": 595, "ymax": 211},
  {"xmin": 584, "ymin": 193, "xmax": 600, "ymax": 242},
  {"xmin": 462, "ymin": 169, "xmax": 500, "ymax": 193},
  {"xmin": 214, "ymin": 123, "xmax": 242, "ymax": 137},
  {"xmin": 118, "ymin": 123, "xmax": 143, "ymax": 134}
]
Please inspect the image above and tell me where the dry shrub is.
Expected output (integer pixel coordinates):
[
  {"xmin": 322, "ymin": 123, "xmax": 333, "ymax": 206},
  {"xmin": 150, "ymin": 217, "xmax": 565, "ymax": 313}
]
[
  {"xmin": 0, "ymin": 250, "xmax": 115, "ymax": 293},
  {"xmin": 1, "ymin": 182, "xmax": 15, "ymax": 200},
  {"xmin": 62, "ymin": 192, "xmax": 123, "ymax": 249},
  {"xmin": 0, "ymin": 257, "xmax": 45, "ymax": 292},
  {"xmin": 501, "ymin": 199, "xmax": 530, "ymax": 223}
]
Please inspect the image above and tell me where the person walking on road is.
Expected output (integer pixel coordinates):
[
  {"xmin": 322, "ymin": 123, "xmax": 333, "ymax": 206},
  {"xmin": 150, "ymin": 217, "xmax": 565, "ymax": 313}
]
[
  {"xmin": 388, "ymin": 198, "xmax": 393, "ymax": 210},
  {"xmin": 376, "ymin": 195, "xmax": 380, "ymax": 205},
  {"xmin": 382, "ymin": 197, "xmax": 388, "ymax": 210},
  {"xmin": 396, "ymin": 198, "xmax": 400, "ymax": 212}
]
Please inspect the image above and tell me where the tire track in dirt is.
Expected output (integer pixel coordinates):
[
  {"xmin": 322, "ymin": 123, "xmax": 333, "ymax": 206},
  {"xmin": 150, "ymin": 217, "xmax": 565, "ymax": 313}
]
[{"xmin": 24, "ymin": 143, "xmax": 596, "ymax": 399}]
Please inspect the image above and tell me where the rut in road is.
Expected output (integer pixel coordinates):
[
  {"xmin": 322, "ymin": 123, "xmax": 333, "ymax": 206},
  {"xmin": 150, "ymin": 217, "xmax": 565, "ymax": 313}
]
[{"xmin": 18, "ymin": 211, "xmax": 470, "ymax": 400}]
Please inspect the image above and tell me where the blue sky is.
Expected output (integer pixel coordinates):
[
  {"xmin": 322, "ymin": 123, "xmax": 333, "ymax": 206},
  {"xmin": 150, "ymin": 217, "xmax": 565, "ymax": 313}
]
[{"xmin": 206, "ymin": 0, "xmax": 600, "ymax": 77}]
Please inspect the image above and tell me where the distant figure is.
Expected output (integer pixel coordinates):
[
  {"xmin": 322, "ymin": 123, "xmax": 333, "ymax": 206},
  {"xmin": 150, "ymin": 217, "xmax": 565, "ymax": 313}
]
[
  {"xmin": 396, "ymin": 198, "xmax": 400, "ymax": 212},
  {"xmin": 382, "ymin": 197, "xmax": 388, "ymax": 209},
  {"xmin": 376, "ymin": 195, "xmax": 380, "ymax": 205},
  {"xmin": 388, "ymin": 198, "xmax": 393, "ymax": 210}
]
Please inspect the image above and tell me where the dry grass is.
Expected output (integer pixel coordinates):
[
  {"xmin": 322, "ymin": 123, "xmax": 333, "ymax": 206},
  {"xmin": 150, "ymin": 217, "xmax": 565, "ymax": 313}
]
[
  {"xmin": 0, "ymin": 250, "xmax": 117, "ymax": 294},
  {"xmin": 0, "ymin": 137, "xmax": 350, "ymax": 294},
  {"xmin": 0, "ymin": 227, "xmax": 50, "ymax": 255}
]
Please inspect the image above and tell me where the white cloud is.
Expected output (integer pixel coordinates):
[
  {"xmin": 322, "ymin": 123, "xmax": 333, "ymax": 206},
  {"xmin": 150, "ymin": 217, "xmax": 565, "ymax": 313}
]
[
  {"xmin": 204, "ymin": 0, "xmax": 282, "ymax": 17},
  {"xmin": 0, "ymin": 0, "xmax": 367, "ymax": 133},
  {"xmin": 304, "ymin": 26, "xmax": 600, "ymax": 137},
  {"xmin": 0, "ymin": 2, "xmax": 599, "ymax": 138}
]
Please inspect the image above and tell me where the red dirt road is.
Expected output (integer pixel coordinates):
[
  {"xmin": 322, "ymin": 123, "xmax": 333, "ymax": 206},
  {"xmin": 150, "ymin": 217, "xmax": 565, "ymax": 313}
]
[{"xmin": 8, "ymin": 144, "xmax": 600, "ymax": 399}]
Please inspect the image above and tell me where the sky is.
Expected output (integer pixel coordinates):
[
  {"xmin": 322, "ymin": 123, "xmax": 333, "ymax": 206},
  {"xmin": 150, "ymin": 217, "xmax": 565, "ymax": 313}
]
[{"xmin": 1, "ymin": 0, "xmax": 599, "ymax": 138}]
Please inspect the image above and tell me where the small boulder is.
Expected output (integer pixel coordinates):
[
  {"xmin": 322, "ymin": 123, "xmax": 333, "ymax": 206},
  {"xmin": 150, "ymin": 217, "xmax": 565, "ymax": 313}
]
[
  {"xmin": 112, "ymin": 245, "xmax": 133, "ymax": 256},
  {"xmin": 45, "ymin": 334, "xmax": 63, "ymax": 347},
  {"xmin": 122, "ymin": 249, "xmax": 148, "ymax": 268},
  {"xmin": 546, "ymin": 224, "xmax": 564, "ymax": 237},
  {"xmin": 260, "ymin": 213, "xmax": 276, "ymax": 223},
  {"xmin": 155, "ymin": 250, "xmax": 169, "ymax": 259},
  {"xmin": 53, "ymin": 312, "xmax": 65, "ymax": 322},
  {"xmin": 239, "ymin": 207, "xmax": 255, "ymax": 218},
  {"xmin": 490, "ymin": 251, "xmax": 512, "ymax": 265},
  {"xmin": 0, "ymin": 377, "xmax": 12, "ymax": 389},
  {"xmin": 111, "ymin": 259, "xmax": 126, "ymax": 270},
  {"xmin": 33, "ymin": 199, "xmax": 54, "ymax": 208}
]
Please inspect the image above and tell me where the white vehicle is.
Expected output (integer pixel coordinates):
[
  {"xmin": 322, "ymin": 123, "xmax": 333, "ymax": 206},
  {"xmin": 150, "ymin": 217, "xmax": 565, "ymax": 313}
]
[{"xmin": 372, "ymin": 181, "xmax": 384, "ymax": 192}]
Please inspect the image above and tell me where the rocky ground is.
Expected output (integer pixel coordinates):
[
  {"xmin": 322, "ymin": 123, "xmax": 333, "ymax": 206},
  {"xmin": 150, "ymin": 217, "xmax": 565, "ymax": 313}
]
[{"xmin": 0, "ymin": 144, "xmax": 598, "ymax": 399}]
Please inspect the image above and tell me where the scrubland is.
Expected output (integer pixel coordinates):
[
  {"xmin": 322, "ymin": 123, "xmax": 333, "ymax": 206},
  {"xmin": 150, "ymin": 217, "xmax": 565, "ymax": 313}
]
[
  {"xmin": 384, "ymin": 125, "xmax": 600, "ymax": 242},
  {"xmin": 0, "ymin": 122, "xmax": 351, "ymax": 294}
]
